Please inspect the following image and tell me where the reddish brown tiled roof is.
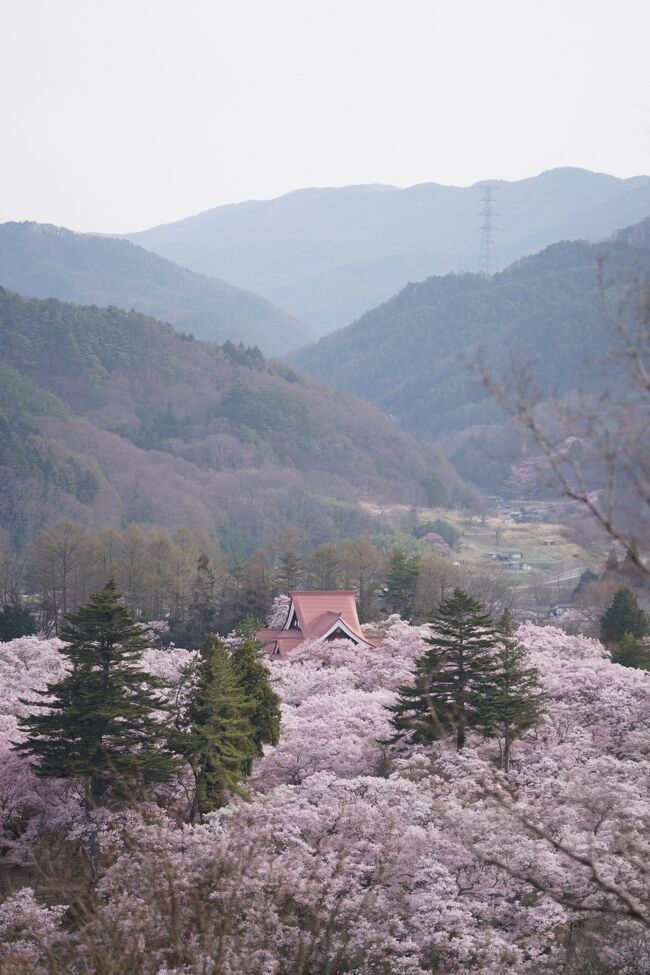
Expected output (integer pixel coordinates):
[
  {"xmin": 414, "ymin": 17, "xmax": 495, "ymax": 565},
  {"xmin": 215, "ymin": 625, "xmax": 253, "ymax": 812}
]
[
  {"xmin": 255, "ymin": 629, "xmax": 304, "ymax": 658},
  {"xmin": 256, "ymin": 589, "xmax": 381, "ymax": 658},
  {"xmin": 290, "ymin": 590, "xmax": 362, "ymax": 636}
]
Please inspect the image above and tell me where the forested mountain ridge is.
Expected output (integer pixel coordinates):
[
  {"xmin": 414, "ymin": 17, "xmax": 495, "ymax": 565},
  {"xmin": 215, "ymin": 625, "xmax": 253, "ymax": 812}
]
[
  {"xmin": 0, "ymin": 222, "xmax": 313, "ymax": 356},
  {"xmin": 291, "ymin": 231, "xmax": 650, "ymax": 487},
  {"xmin": 126, "ymin": 168, "xmax": 650, "ymax": 332},
  {"xmin": 0, "ymin": 287, "xmax": 459, "ymax": 552},
  {"xmin": 614, "ymin": 214, "xmax": 650, "ymax": 249}
]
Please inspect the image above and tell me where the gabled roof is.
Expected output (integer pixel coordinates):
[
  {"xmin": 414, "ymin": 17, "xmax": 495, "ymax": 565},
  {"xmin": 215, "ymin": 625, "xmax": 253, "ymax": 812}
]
[
  {"xmin": 256, "ymin": 589, "xmax": 381, "ymax": 658},
  {"xmin": 285, "ymin": 590, "xmax": 365, "ymax": 641}
]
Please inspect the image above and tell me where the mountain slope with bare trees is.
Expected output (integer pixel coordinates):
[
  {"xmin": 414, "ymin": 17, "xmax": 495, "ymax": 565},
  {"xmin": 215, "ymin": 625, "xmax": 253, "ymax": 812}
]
[{"xmin": 0, "ymin": 287, "xmax": 460, "ymax": 552}]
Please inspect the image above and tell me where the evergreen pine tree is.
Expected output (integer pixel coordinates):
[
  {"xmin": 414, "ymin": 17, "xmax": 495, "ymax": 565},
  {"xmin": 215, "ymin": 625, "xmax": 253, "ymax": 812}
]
[
  {"xmin": 571, "ymin": 569, "xmax": 599, "ymax": 598},
  {"xmin": 390, "ymin": 588, "xmax": 499, "ymax": 750},
  {"xmin": 476, "ymin": 610, "xmax": 543, "ymax": 773},
  {"xmin": 232, "ymin": 554, "xmax": 273, "ymax": 626},
  {"xmin": 278, "ymin": 547, "xmax": 301, "ymax": 592},
  {"xmin": 382, "ymin": 550, "xmax": 421, "ymax": 619},
  {"xmin": 600, "ymin": 588, "xmax": 649, "ymax": 643},
  {"xmin": 611, "ymin": 632, "xmax": 650, "ymax": 671},
  {"xmin": 231, "ymin": 624, "xmax": 281, "ymax": 773},
  {"xmin": 0, "ymin": 605, "xmax": 37, "ymax": 641},
  {"xmin": 185, "ymin": 553, "xmax": 217, "ymax": 648},
  {"xmin": 15, "ymin": 580, "xmax": 178, "ymax": 806},
  {"xmin": 178, "ymin": 636, "xmax": 256, "ymax": 822}
]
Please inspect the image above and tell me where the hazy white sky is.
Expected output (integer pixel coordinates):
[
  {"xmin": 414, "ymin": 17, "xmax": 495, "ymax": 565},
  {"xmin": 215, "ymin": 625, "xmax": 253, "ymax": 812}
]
[{"xmin": 2, "ymin": 0, "xmax": 649, "ymax": 233}]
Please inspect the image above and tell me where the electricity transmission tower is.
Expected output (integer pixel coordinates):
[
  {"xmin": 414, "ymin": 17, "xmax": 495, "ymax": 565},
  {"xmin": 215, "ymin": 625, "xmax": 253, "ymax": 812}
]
[{"xmin": 478, "ymin": 184, "xmax": 498, "ymax": 277}]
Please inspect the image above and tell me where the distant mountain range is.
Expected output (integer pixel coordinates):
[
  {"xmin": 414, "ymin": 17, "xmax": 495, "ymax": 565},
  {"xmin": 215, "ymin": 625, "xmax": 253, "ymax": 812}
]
[
  {"xmin": 0, "ymin": 222, "xmax": 313, "ymax": 356},
  {"xmin": 291, "ymin": 220, "xmax": 650, "ymax": 488},
  {"xmin": 0, "ymin": 287, "xmax": 459, "ymax": 553},
  {"xmin": 125, "ymin": 168, "xmax": 650, "ymax": 333}
]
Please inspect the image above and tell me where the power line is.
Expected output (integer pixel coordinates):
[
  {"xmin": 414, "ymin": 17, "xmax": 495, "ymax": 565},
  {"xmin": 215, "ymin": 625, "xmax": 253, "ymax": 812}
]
[{"xmin": 478, "ymin": 184, "xmax": 498, "ymax": 277}]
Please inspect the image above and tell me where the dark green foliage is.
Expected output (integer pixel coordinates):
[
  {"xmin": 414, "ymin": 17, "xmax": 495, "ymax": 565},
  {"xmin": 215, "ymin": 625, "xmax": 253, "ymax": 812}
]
[
  {"xmin": 170, "ymin": 554, "xmax": 218, "ymax": 648},
  {"xmin": 222, "ymin": 340, "xmax": 265, "ymax": 365},
  {"xmin": 382, "ymin": 550, "xmax": 421, "ymax": 619},
  {"xmin": 15, "ymin": 581, "xmax": 178, "ymax": 805},
  {"xmin": 229, "ymin": 555, "xmax": 275, "ymax": 629},
  {"xmin": 600, "ymin": 588, "xmax": 650, "ymax": 671},
  {"xmin": 116, "ymin": 402, "xmax": 187, "ymax": 451},
  {"xmin": 600, "ymin": 588, "xmax": 649, "ymax": 643},
  {"xmin": 475, "ymin": 610, "xmax": 543, "ymax": 773},
  {"xmin": 413, "ymin": 519, "xmax": 460, "ymax": 548},
  {"xmin": 177, "ymin": 636, "xmax": 257, "ymax": 822},
  {"xmin": 184, "ymin": 554, "xmax": 218, "ymax": 649},
  {"xmin": 231, "ymin": 626, "xmax": 281, "ymax": 772},
  {"xmin": 0, "ymin": 363, "xmax": 69, "ymax": 420},
  {"xmin": 0, "ymin": 287, "xmax": 178, "ymax": 412},
  {"xmin": 278, "ymin": 546, "xmax": 302, "ymax": 591},
  {"xmin": 611, "ymin": 632, "xmax": 650, "ymax": 671},
  {"xmin": 216, "ymin": 525, "xmax": 259, "ymax": 564},
  {"xmin": 420, "ymin": 475, "xmax": 447, "ymax": 507},
  {"xmin": 572, "ymin": 569, "xmax": 599, "ymax": 597},
  {"xmin": 216, "ymin": 383, "xmax": 321, "ymax": 442},
  {"xmin": 0, "ymin": 605, "xmax": 37, "ymax": 640},
  {"xmin": 272, "ymin": 359, "xmax": 300, "ymax": 383},
  {"xmin": 390, "ymin": 589, "xmax": 499, "ymax": 750},
  {"xmin": 0, "ymin": 363, "xmax": 69, "ymax": 475}
]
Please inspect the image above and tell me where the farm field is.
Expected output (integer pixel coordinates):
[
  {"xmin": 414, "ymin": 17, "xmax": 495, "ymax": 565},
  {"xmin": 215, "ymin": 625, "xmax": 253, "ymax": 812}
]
[{"xmin": 361, "ymin": 499, "xmax": 602, "ymax": 583}]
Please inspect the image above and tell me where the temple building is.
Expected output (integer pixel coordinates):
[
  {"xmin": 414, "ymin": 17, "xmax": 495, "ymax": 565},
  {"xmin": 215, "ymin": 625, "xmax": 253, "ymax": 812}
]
[{"xmin": 256, "ymin": 590, "xmax": 382, "ymax": 658}]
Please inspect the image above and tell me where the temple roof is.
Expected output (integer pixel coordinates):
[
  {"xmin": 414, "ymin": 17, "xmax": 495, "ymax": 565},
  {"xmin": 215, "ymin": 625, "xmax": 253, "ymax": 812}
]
[
  {"xmin": 256, "ymin": 589, "xmax": 381, "ymax": 658},
  {"xmin": 289, "ymin": 590, "xmax": 363, "ymax": 638}
]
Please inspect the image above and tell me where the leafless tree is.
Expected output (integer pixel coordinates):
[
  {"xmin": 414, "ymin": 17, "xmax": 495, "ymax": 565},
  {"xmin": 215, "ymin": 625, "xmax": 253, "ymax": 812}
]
[
  {"xmin": 0, "ymin": 552, "xmax": 26, "ymax": 609},
  {"xmin": 478, "ymin": 264, "xmax": 650, "ymax": 577}
]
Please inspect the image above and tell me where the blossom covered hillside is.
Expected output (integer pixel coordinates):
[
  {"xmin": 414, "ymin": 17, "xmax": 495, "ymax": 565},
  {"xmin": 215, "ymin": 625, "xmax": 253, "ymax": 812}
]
[{"xmin": 1, "ymin": 622, "xmax": 649, "ymax": 974}]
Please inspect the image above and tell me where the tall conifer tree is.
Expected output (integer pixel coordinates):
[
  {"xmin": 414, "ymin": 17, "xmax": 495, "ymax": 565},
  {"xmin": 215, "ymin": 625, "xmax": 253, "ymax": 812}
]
[
  {"xmin": 383, "ymin": 550, "xmax": 421, "ymax": 619},
  {"xmin": 16, "ymin": 580, "xmax": 178, "ymax": 806},
  {"xmin": 389, "ymin": 588, "xmax": 498, "ymax": 750},
  {"xmin": 231, "ymin": 625, "xmax": 281, "ymax": 773},
  {"xmin": 178, "ymin": 636, "xmax": 256, "ymax": 822},
  {"xmin": 276, "ymin": 528, "xmax": 303, "ymax": 593},
  {"xmin": 600, "ymin": 588, "xmax": 649, "ymax": 643},
  {"xmin": 611, "ymin": 632, "xmax": 650, "ymax": 671},
  {"xmin": 185, "ymin": 553, "xmax": 217, "ymax": 648},
  {"xmin": 476, "ymin": 610, "xmax": 543, "ymax": 773}
]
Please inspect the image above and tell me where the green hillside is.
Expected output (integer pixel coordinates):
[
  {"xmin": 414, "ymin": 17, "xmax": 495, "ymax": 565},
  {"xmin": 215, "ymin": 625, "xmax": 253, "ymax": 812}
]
[
  {"xmin": 0, "ymin": 287, "xmax": 459, "ymax": 551},
  {"xmin": 291, "ymin": 234, "xmax": 650, "ymax": 487},
  {"xmin": 0, "ymin": 222, "xmax": 313, "ymax": 356}
]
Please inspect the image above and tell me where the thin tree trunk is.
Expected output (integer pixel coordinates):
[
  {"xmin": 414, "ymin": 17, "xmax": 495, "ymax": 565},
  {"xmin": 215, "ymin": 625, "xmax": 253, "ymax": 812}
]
[
  {"xmin": 457, "ymin": 718, "xmax": 466, "ymax": 751},
  {"xmin": 503, "ymin": 729, "xmax": 511, "ymax": 775},
  {"xmin": 85, "ymin": 779, "xmax": 100, "ymax": 884},
  {"xmin": 457, "ymin": 642, "xmax": 466, "ymax": 750}
]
